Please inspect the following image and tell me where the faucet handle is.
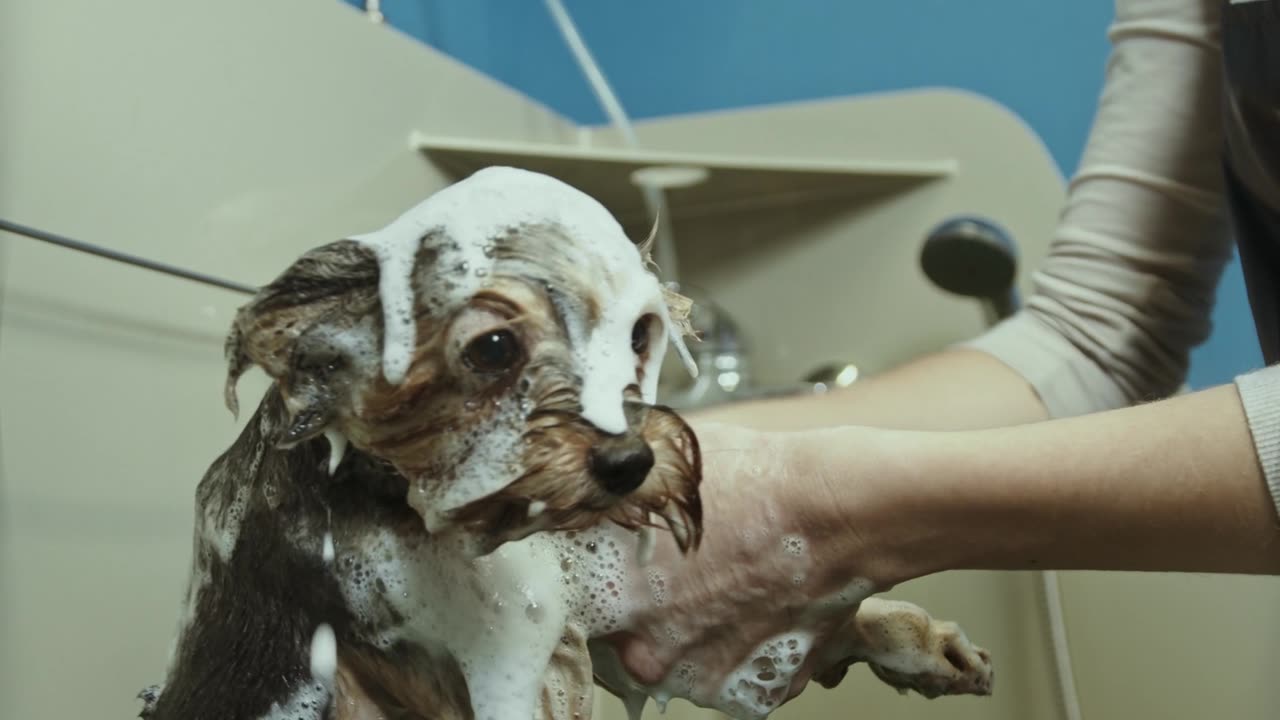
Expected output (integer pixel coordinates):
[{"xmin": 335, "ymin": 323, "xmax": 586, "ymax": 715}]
[{"xmin": 803, "ymin": 362, "xmax": 861, "ymax": 390}]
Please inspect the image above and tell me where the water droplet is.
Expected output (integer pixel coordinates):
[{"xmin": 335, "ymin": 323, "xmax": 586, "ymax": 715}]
[{"xmin": 525, "ymin": 602, "xmax": 545, "ymax": 623}]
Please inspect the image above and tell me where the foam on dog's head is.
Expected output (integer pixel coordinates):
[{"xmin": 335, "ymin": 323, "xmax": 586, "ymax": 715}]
[{"xmin": 346, "ymin": 166, "xmax": 694, "ymax": 403}]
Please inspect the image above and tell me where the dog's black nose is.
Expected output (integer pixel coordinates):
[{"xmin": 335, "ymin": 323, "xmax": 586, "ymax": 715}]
[{"xmin": 589, "ymin": 436, "xmax": 655, "ymax": 495}]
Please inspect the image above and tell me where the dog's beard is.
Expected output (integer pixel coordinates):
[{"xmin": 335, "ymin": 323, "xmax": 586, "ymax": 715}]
[
  {"xmin": 412, "ymin": 358, "xmax": 700, "ymax": 554},
  {"xmin": 343, "ymin": 350, "xmax": 702, "ymax": 556},
  {"xmin": 449, "ymin": 398, "xmax": 702, "ymax": 554}
]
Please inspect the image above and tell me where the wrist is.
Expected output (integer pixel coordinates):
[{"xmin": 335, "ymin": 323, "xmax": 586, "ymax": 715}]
[{"xmin": 782, "ymin": 427, "xmax": 941, "ymax": 591}]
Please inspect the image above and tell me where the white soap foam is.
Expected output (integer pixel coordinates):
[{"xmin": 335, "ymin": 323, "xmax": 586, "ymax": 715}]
[
  {"xmin": 555, "ymin": 525, "xmax": 638, "ymax": 638},
  {"xmin": 309, "ymin": 623, "xmax": 337, "ymax": 688},
  {"xmin": 324, "ymin": 430, "xmax": 347, "ymax": 476},
  {"xmin": 575, "ymin": 271, "xmax": 670, "ymax": 432},
  {"xmin": 322, "ymin": 532, "xmax": 335, "ymax": 564},
  {"xmin": 409, "ymin": 395, "xmax": 527, "ymax": 534},
  {"xmin": 350, "ymin": 167, "xmax": 667, "ymax": 388},
  {"xmin": 350, "ymin": 167, "xmax": 692, "ymax": 438},
  {"xmin": 715, "ymin": 631, "xmax": 813, "ymax": 720},
  {"xmin": 330, "ymin": 516, "xmax": 865, "ymax": 720},
  {"xmin": 337, "ymin": 527, "xmax": 571, "ymax": 720},
  {"xmin": 646, "ymin": 567, "xmax": 668, "ymax": 607},
  {"xmin": 330, "ymin": 487, "xmax": 867, "ymax": 720},
  {"xmin": 781, "ymin": 535, "xmax": 806, "ymax": 557},
  {"xmin": 206, "ymin": 485, "xmax": 249, "ymax": 562},
  {"xmin": 527, "ymin": 500, "xmax": 547, "ymax": 518}
]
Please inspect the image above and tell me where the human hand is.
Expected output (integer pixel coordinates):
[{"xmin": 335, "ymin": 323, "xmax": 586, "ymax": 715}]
[{"xmin": 604, "ymin": 421, "xmax": 890, "ymax": 715}]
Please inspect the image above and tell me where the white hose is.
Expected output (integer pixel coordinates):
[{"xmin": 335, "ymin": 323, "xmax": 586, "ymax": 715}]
[
  {"xmin": 1043, "ymin": 571, "xmax": 1084, "ymax": 720},
  {"xmin": 542, "ymin": 0, "xmax": 678, "ymax": 283},
  {"xmin": 543, "ymin": 0, "xmax": 639, "ymax": 147}
]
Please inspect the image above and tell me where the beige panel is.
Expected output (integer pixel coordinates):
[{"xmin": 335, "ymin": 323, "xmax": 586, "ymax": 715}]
[
  {"xmin": 0, "ymin": 0, "xmax": 573, "ymax": 717},
  {"xmin": 1057, "ymin": 571, "xmax": 1280, "ymax": 720}
]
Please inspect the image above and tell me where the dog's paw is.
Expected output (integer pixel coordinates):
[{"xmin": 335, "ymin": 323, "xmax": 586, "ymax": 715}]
[
  {"xmin": 862, "ymin": 618, "xmax": 993, "ymax": 699},
  {"xmin": 813, "ymin": 598, "xmax": 993, "ymax": 699}
]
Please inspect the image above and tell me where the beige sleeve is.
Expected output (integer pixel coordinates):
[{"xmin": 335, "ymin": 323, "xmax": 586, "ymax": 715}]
[
  {"xmin": 962, "ymin": 0, "xmax": 1232, "ymax": 416},
  {"xmin": 1235, "ymin": 366, "xmax": 1280, "ymax": 519},
  {"xmin": 962, "ymin": 0, "xmax": 1280, "ymax": 519}
]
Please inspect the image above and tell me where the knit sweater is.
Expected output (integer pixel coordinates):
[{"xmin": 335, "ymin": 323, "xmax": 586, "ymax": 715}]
[{"xmin": 961, "ymin": 0, "xmax": 1280, "ymax": 517}]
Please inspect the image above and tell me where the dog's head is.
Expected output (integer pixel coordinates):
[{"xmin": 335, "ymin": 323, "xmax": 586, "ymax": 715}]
[{"xmin": 223, "ymin": 167, "xmax": 702, "ymax": 553}]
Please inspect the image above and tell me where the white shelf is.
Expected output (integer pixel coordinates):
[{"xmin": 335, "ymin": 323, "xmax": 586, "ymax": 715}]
[{"xmin": 412, "ymin": 133, "xmax": 955, "ymax": 230}]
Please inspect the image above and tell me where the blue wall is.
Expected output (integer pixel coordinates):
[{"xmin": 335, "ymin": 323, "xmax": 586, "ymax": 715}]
[{"xmin": 342, "ymin": 0, "xmax": 1264, "ymax": 389}]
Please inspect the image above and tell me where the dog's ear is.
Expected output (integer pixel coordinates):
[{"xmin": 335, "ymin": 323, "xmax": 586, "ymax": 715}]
[
  {"xmin": 223, "ymin": 240, "xmax": 381, "ymax": 421},
  {"xmin": 660, "ymin": 283, "xmax": 694, "ymax": 340},
  {"xmin": 634, "ymin": 215, "xmax": 695, "ymax": 342},
  {"xmin": 635, "ymin": 216, "xmax": 699, "ymax": 376}
]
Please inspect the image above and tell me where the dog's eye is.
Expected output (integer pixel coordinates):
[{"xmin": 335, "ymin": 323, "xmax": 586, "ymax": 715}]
[
  {"xmin": 463, "ymin": 329, "xmax": 522, "ymax": 374},
  {"xmin": 294, "ymin": 348, "xmax": 346, "ymax": 375},
  {"xmin": 631, "ymin": 316, "xmax": 653, "ymax": 356}
]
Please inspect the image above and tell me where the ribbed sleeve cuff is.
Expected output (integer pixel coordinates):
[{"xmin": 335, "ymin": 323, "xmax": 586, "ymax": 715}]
[{"xmin": 1234, "ymin": 365, "xmax": 1280, "ymax": 521}]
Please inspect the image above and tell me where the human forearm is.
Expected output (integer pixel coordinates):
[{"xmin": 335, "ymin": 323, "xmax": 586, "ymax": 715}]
[
  {"xmin": 804, "ymin": 382, "xmax": 1280, "ymax": 587},
  {"xmin": 687, "ymin": 347, "xmax": 1049, "ymax": 432}
]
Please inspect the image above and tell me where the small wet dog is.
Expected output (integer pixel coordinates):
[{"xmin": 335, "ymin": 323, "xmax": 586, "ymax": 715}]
[{"xmin": 140, "ymin": 167, "xmax": 993, "ymax": 720}]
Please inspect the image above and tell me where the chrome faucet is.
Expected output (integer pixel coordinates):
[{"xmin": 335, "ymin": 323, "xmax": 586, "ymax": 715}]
[{"xmin": 659, "ymin": 288, "xmax": 859, "ymax": 411}]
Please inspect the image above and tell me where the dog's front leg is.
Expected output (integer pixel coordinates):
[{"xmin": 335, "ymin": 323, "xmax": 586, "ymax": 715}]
[
  {"xmin": 812, "ymin": 597, "xmax": 994, "ymax": 699},
  {"xmin": 537, "ymin": 622, "xmax": 596, "ymax": 720}
]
